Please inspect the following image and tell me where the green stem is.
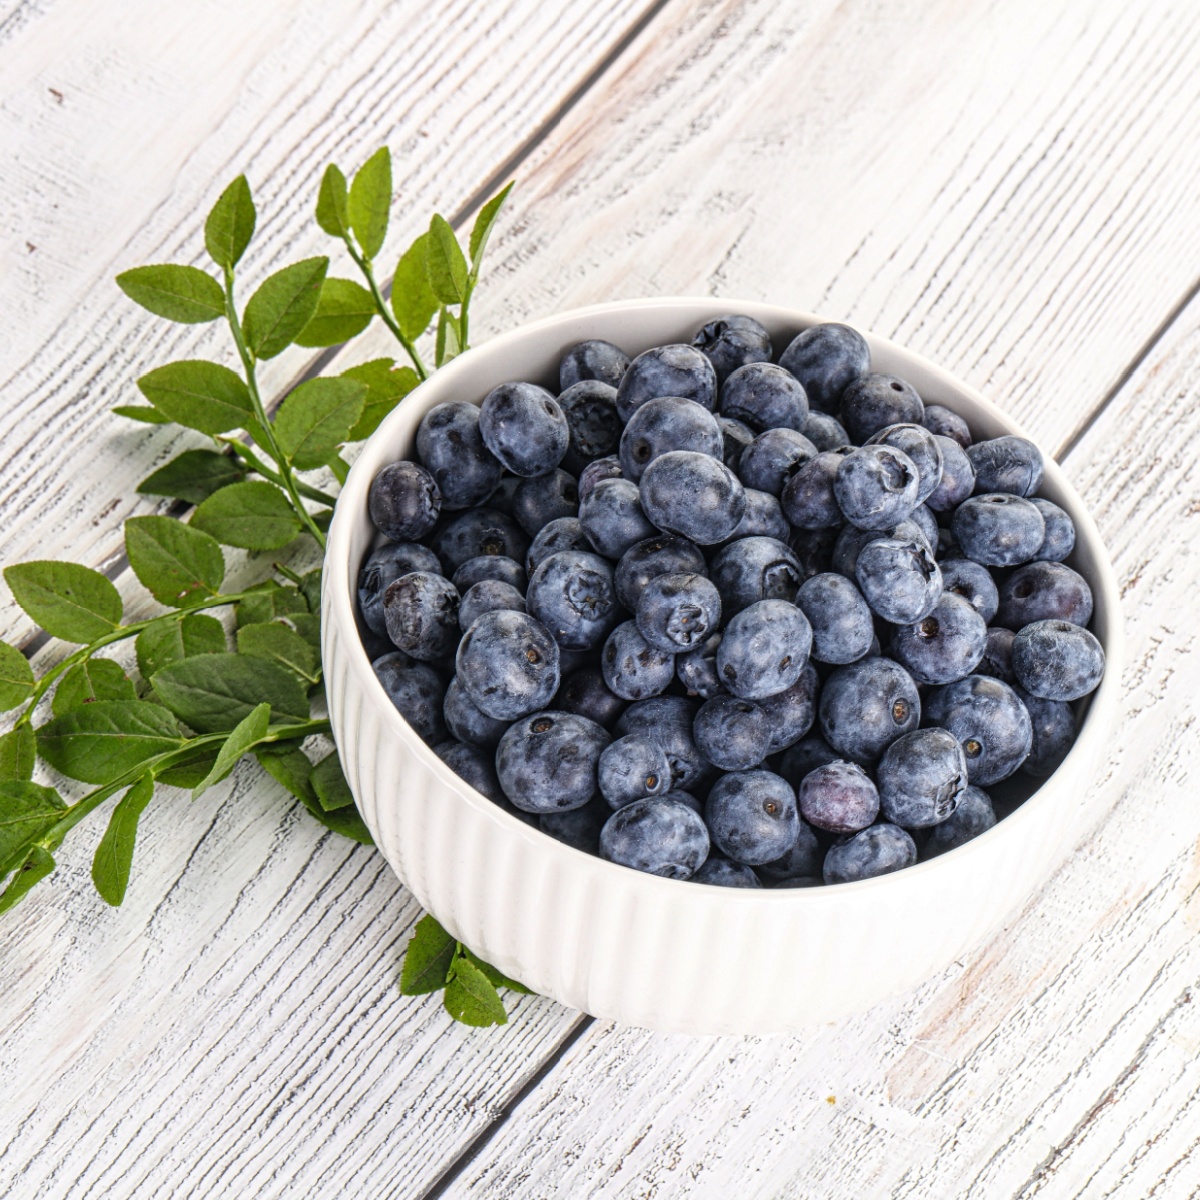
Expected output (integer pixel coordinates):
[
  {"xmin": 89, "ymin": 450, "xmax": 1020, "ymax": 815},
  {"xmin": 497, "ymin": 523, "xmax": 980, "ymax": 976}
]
[
  {"xmin": 222, "ymin": 439, "xmax": 337, "ymax": 506},
  {"xmin": 222, "ymin": 268, "xmax": 328, "ymax": 550},
  {"xmin": 344, "ymin": 242, "xmax": 429, "ymax": 380},
  {"xmin": 459, "ymin": 278, "xmax": 475, "ymax": 354}
]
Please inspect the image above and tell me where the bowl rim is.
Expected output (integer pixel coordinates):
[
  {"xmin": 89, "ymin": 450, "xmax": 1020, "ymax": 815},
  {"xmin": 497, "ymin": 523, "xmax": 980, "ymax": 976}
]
[{"xmin": 324, "ymin": 296, "xmax": 1124, "ymax": 904}]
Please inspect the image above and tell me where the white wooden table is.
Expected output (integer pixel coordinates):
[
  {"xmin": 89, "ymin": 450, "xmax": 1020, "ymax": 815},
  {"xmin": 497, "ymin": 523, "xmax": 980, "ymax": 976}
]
[{"xmin": 3, "ymin": 1, "xmax": 1199, "ymax": 1196}]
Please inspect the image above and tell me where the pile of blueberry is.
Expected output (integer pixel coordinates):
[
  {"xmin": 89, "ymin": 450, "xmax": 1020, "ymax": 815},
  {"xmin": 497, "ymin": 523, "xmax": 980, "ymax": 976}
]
[{"xmin": 357, "ymin": 316, "xmax": 1105, "ymax": 888}]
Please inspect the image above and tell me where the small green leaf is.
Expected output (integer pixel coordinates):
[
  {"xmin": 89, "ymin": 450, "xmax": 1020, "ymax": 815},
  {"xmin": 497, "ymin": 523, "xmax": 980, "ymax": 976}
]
[
  {"xmin": 116, "ymin": 264, "xmax": 225, "ymax": 324},
  {"xmin": 462, "ymin": 948, "xmax": 532, "ymax": 994},
  {"xmin": 136, "ymin": 360, "xmax": 254, "ymax": 435},
  {"xmin": 294, "ymin": 277, "xmax": 375, "ymax": 348},
  {"xmin": 4, "ymin": 561, "xmax": 122, "ymax": 643},
  {"xmin": 151, "ymin": 652, "xmax": 309, "ymax": 733},
  {"xmin": 137, "ymin": 450, "xmax": 245, "ymax": 505},
  {"xmin": 272, "ymin": 377, "xmax": 366, "ymax": 470},
  {"xmin": 0, "ymin": 641, "xmax": 34, "ymax": 711},
  {"xmin": 425, "ymin": 215, "xmax": 468, "ymax": 305},
  {"xmin": 204, "ymin": 175, "xmax": 256, "ymax": 271},
  {"xmin": 0, "ymin": 726, "xmax": 36, "ymax": 782},
  {"xmin": 348, "ymin": 147, "xmax": 392, "ymax": 260},
  {"xmin": 436, "ymin": 307, "xmax": 461, "ymax": 367},
  {"xmin": 114, "ymin": 405, "xmax": 171, "ymax": 425},
  {"xmin": 289, "ymin": 613, "xmax": 321, "ymax": 651},
  {"xmin": 444, "ymin": 955, "xmax": 508, "ymax": 1026},
  {"xmin": 342, "ymin": 359, "xmax": 419, "ymax": 441},
  {"xmin": 327, "ymin": 453, "xmax": 350, "ymax": 486},
  {"xmin": 91, "ymin": 775, "xmax": 154, "ymax": 906},
  {"xmin": 135, "ymin": 612, "xmax": 226, "ymax": 681},
  {"xmin": 236, "ymin": 622, "xmax": 318, "ymax": 683},
  {"xmin": 0, "ymin": 781, "xmax": 65, "ymax": 876},
  {"xmin": 399, "ymin": 914, "xmax": 456, "ymax": 995},
  {"xmin": 37, "ymin": 701, "xmax": 183, "ymax": 785},
  {"xmin": 315, "ymin": 164, "xmax": 350, "ymax": 239},
  {"xmin": 191, "ymin": 481, "xmax": 302, "ymax": 550},
  {"xmin": 155, "ymin": 745, "xmax": 219, "ymax": 789},
  {"xmin": 310, "ymin": 751, "xmax": 353, "ymax": 811},
  {"xmin": 468, "ymin": 181, "xmax": 514, "ymax": 271},
  {"xmin": 242, "ymin": 257, "xmax": 328, "ymax": 360},
  {"xmin": 125, "ymin": 516, "xmax": 225, "ymax": 607},
  {"xmin": 254, "ymin": 741, "xmax": 316, "ymax": 803},
  {"xmin": 191, "ymin": 702, "xmax": 271, "ymax": 800},
  {"xmin": 235, "ymin": 582, "xmax": 308, "ymax": 628},
  {"xmin": 0, "ymin": 845, "xmax": 56, "ymax": 915},
  {"xmin": 52, "ymin": 658, "xmax": 136, "ymax": 717},
  {"xmin": 391, "ymin": 232, "xmax": 439, "ymax": 343}
]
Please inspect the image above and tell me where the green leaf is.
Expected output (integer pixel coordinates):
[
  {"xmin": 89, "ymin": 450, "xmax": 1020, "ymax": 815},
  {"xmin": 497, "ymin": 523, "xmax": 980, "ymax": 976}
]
[
  {"xmin": 0, "ymin": 845, "xmax": 56, "ymax": 916},
  {"xmin": 342, "ymin": 359, "xmax": 419, "ymax": 441},
  {"xmin": 204, "ymin": 175, "xmax": 256, "ymax": 271},
  {"xmin": 236, "ymin": 622, "xmax": 318, "ymax": 683},
  {"xmin": 391, "ymin": 232, "xmax": 439, "ymax": 343},
  {"xmin": 272, "ymin": 377, "xmax": 366, "ymax": 470},
  {"xmin": 0, "ymin": 782, "xmax": 65, "ymax": 876},
  {"xmin": 254, "ymin": 741, "xmax": 315, "ymax": 802},
  {"xmin": 155, "ymin": 745, "xmax": 219, "ymax": 789},
  {"xmin": 4, "ymin": 561, "xmax": 122, "ymax": 643},
  {"xmin": 348, "ymin": 147, "xmax": 392, "ymax": 260},
  {"xmin": 425, "ymin": 215, "xmax": 468, "ymax": 305},
  {"xmin": 298, "ymin": 568, "xmax": 323, "ymax": 615},
  {"xmin": 114, "ymin": 405, "xmax": 171, "ymax": 425},
  {"xmin": 315, "ymin": 164, "xmax": 350, "ymax": 239},
  {"xmin": 0, "ymin": 726, "xmax": 36, "ymax": 782},
  {"xmin": 294, "ymin": 277, "xmax": 375, "ymax": 348},
  {"xmin": 52, "ymin": 658, "xmax": 136, "ymax": 717},
  {"xmin": 136, "ymin": 360, "xmax": 254, "ymax": 435},
  {"xmin": 435, "ymin": 307, "xmax": 461, "ymax": 367},
  {"xmin": 462, "ymin": 948, "xmax": 532, "ymax": 994},
  {"xmin": 310, "ymin": 751, "xmax": 352, "ymax": 811},
  {"xmin": 289, "ymin": 613, "xmax": 321, "ymax": 651},
  {"xmin": 90, "ymin": 774, "xmax": 154, "ymax": 906},
  {"xmin": 125, "ymin": 516, "xmax": 225, "ymax": 608},
  {"xmin": 191, "ymin": 481, "xmax": 301, "ymax": 550},
  {"xmin": 468, "ymin": 181, "xmax": 514, "ymax": 271},
  {"xmin": 191, "ymin": 702, "xmax": 271, "ymax": 800},
  {"xmin": 235, "ymin": 582, "xmax": 308, "ymax": 628},
  {"xmin": 151, "ymin": 653, "xmax": 308, "ymax": 733},
  {"xmin": 135, "ymin": 612, "xmax": 226, "ymax": 681},
  {"xmin": 399, "ymin": 914, "xmax": 456, "ymax": 995},
  {"xmin": 0, "ymin": 641, "xmax": 34, "ymax": 711},
  {"xmin": 116, "ymin": 264, "xmax": 225, "ymax": 324},
  {"xmin": 327, "ymin": 453, "xmax": 350, "ymax": 486},
  {"xmin": 444, "ymin": 955, "xmax": 508, "ymax": 1026},
  {"xmin": 37, "ymin": 701, "xmax": 183, "ymax": 784},
  {"xmin": 137, "ymin": 450, "xmax": 246, "ymax": 505},
  {"xmin": 242, "ymin": 257, "xmax": 328, "ymax": 360}
]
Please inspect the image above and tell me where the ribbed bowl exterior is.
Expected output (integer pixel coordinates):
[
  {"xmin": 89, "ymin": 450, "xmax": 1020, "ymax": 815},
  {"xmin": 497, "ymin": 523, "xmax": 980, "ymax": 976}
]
[{"xmin": 323, "ymin": 299, "xmax": 1123, "ymax": 1035}]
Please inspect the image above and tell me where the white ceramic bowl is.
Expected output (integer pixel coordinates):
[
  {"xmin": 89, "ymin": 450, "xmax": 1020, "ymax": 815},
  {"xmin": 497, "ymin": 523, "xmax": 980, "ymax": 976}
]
[{"xmin": 322, "ymin": 298, "xmax": 1123, "ymax": 1035}]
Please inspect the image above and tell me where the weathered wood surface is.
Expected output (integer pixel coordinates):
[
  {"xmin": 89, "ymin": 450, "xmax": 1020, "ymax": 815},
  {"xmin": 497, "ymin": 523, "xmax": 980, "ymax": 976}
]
[{"xmin": 3, "ymin": 0, "xmax": 1199, "ymax": 1196}]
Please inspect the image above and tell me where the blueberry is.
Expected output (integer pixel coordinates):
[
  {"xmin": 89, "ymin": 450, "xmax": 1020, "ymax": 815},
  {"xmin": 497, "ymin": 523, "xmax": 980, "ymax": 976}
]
[
  {"xmin": 512, "ymin": 469, "xmax": 579, "ymax": 536},
  {"xmin": 921, "ymin": 404, "xmax": 972, "ymax": 448},
  {"xmin": 636, "ymin": 572, "xmax": 722, "ymax": 653},
  {"xmin": 598, "ymin": 733, "xmax": 672, "ymax": 810},
  {"xmin": 755, "ymin": 818, "xmax": 824, "ymax": 883},
  {"xmin": 737, "ymin": 428, "xmax": 819, "ymax": 496},
  {"xmin": 540, "ymin": 800, "xmax": 609, "ymax": 854},
  {"xmin": 455, "ymin": 609, "xmax": 561, "ymax": 720},
  {"xmin": 578, "ymin": 455, "xmax": 623, "ymax": 501},
  {"xmin": 443, "ymin": 675, "xmax": 510, "ymax": 748},
  {"xmin": 693, "ymin": 695, "xmax": 770, "ymax": 770},
  {"xmin": 692, "ymin": 856, "xmax": 762, "ymax": 887},
  {"xmin": 977, "ymin": 626, "xmax": 1016, "ymax": 684},
  {"xmin": 779, "ymin": 448, "xmax": 852, "ymax": 529},
  {"xmin": 479, "ymin": 382, "xmax": 570, "ymax": 477},
  {"xmin": 358, "ymin": 542, "xmax": 442, "ymax": 636},
  {"xmin": 615, "ymin": 344, "xmax": 718, "ymax": 423},
  {"xmin": 717, "ymin": 416, "xmax": 756, "ymax": 468},
  {"xmin": 614, "ymin": 534, "xmax": 708, "ymax": 611},
  {"xmin": 923, "ymin": 675, "xmax": 1033, "ymax": 785},
  {"xmin": 676, "ymin": 633, "xmax": 724, "ymax": 699},
  {"xmin": 834, "ymin": 444, "xmax": 921, "ymax": 530},
  {"xmin": 416, "ymin": 401, "xmax": 503, "ymax": 510},
  {"xmin": 823, "ymin": 824, "xmax": 917, "ymax": 884},
  {"xmin": 840, "ymin": 374, "xmax": 923, "ymax": 443},
  {"xmin": 383, "ymin": 572, "xmax": 460, "ymax": 660},
  {"xmin": 803, "ymin": 410, "xmax": 851, "ymax": 452},
  {"xmin": 554, "ymin": 380, "xmax": 622, "ymax": 476},
  {"xmin": 368, "ymin": 460, "xmax": 441, "ymax": 541},
  {"xmin": 1015, "ymin": 686, "xmax": 1077, "ymax": 778},
  {"xmin": 706, "ymin": 769, "xmax": 800, "ymax": 864},
  {"xmin": 600, "ymin": 796, "xmax": 710, "ymax": 879},
  {"xmin": 855, "ymin": 536, "xmax": 942, "ymax": 624},
  {"xmin": 496, "ymin": 710, "xmax": 611, "ymax": 813},
  {"xmin": 458, "ymin": 579, "xmax": 526, "ymax": 629},
  {"xmin": 997, "ymin": 561, "xmax": 1093, "ymax": 629},
  {"xmin": 432, "ymin": 508, "xmax": 528, "ymax": 574},
  {"xmin": 789, "ymin": 527, "xmax": 839, "ymax": 580},
  {"xmin": 891, "ymin": 592, "xmax": 987, "ymax": 685},
  {"xmin": 640, "ymin": 451, "xmax": 747, "ymax": 545},
  {"xmin": 526, "ymin": 549, "xmax": 619, "ymax": 651},
  {"xmin": 966, "ymin": 435, "xmax": 1043, "ymax": 497},
  {"xmin": 452, "ymin": 554, "xmax": 527, "ymax": 594},
  {"xmin": 778, "ymin": 733, "xmax": 842, "ymax": 791},
  {"xmin": 619, "ymin": 396, "xmax": 723, "ymax": 482},
  {"xmin": 555, "ymin": 665, "xmax": 626, "ymax": 729},
  {"xmin": 952, "ymin": 494, "xmax": 1046, "ymax": 567},
  {"xmin": 1011, "ymin": 619, "xmax": 1105, "ymax": 701},
  {"xmin": 866, "ymin": 423, "xmax": 943, "ymax": 505},
  {"xmin": 909, "ymin": 504, "xmax": 939, "ymax": 549},
  {"xmin": 778, "ymin": 323, "xmax": 870, "ymax": 413},
  {"xmin": 716, "ymin": 599, "xmax": 813, "ymax": 701},
  {"xmin": 372, "ymin": 651, "xmax": 447, "ymax": 743},
  {"xmin": 819, "ymin": 657, "xmax": 921, "ymax": 763},
  {"xmin": 1030, "ymin": 498, "xmax": 1076, "ymax": 562},
  {"xmin": 939, "ymin": 558, "xmax": 999, "ymax": 623},
  {"xmin": 922, "ymin": 786, "xmax": 996, "ymax": 858},
  {"xmin": 925, "ymin": 436, "xmax": 975, "ymax": 512},
  {"xmin": 724, "ymin": 488, "xmax": 790, "ymax": 543},
  {"xmin": 560, "ymin": 339, "xmax": 631, "ymax": 390},
  {"xmin": 615, "ymin": 696, "xmax": 709, "ymax": 791},
  {"xmin": 798, "ymin": 761, "xmax": 879, "ymax": 833},
  {"xmin": 601, "ymin": 620, "xmax": 675, "ymax": 701},
  {"xmin": 832, "ymin": 521, "xmax": 929, "ymax": 579},
  {"xmin": 579, "ymin": 477, "xmax": 657, "ymax": 559},
  {"xmin": 720, "ymin": 362, "xmax": 808, "ymax": 431},
  {"xmin": 526, "ymin": 516, "xmax": 592, "ymax": 576},
  {"xmin": 435, "ymin": 739, "xmax": 504, "ymax": 803},
  {"xmin": 692, "ymin": 314, "xmax": 774, "ymax": 383},
  {"xmin": 711, "ymin": 538, "xmax": 813, "ymax": 618},
  {"xmin": 756, "ymin": 663, "xmax": 819, "ymax": 753},
  {"xmin": 877, "ymin": 727, "xmax": 968, "ymax": 828},
  {"xmin": 796, "ymin": 572, "xmax": 876, "ymax": 665}
]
